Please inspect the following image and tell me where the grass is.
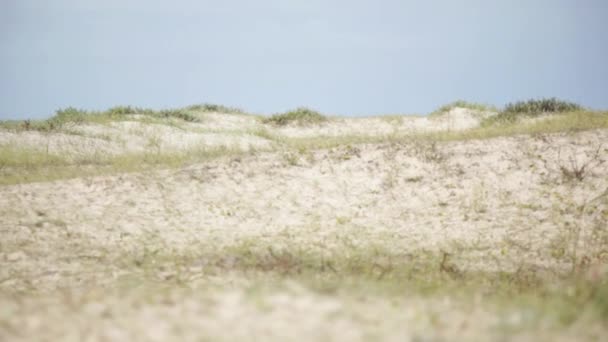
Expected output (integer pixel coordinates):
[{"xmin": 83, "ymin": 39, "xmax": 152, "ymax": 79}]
[
  {"xmin": 2, "ymin": 103, "xmax": 607, "ymax": 339},
  {"xmin": 0, "ymin": 145, "xmax": 67, "ymax": 169},
  {"xmin": 0, "ymin": 103, "xmax": 252, "ymax": 133},
  {"xmin": 4, "ymin": 233, "xmax": 606, "ymax": 338},
  {"xmin": 504, "ymin": 97, "xmax": 584, "ymax": 115},
  {"xmin": 28, "ymin": 231, "xmax": 608, "ymax": 327},
  {"xmin": 1, "ymin": 105, "xmax": 606, "ymax": 186},
  {"xmin": 429, "ymin": 100, "xmax": 498, "ymax": 117},
  {"xmin": 444, "ymin": 110, "xmax": 608, "ymax": 140},
  {"xmin": 263, "ymin": 107, "xmax": 328, "ymax": 126},
  {"xmin": 484, "ymin": 98, "xmax": 586, "ymax": 125},
  {"xmin": 184, "ymin": 103, "xmax": 244, "ymax": 114},
  {"xmin": 0, "ymin": 144, "xmax": 247, "ymax": 185},
  {"xmin": 276, "ymin": 111, "xmax": 608, "ymax": 152},
  {"xmin": 0, "ymin": 106, "xmax": 202, "ymax": 132},
  {"xmin": 6, "ymin": 217, "xmax": 603, "ymax": 324}
]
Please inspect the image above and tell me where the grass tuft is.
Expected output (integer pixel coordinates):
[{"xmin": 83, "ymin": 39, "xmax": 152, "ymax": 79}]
[
  {"xmin": 0, "ymin": 106, "xmax": 203, "ymax": 132},
  {"xmin": 485, "ymin": 98, "xmax": 585, "ymax": 125},
  {"xmin": 504, "ymin": 98, "xmax": 584, "ymax": 115},
  {"xmin": 185, "ymin": 103, "xmax": 244, "ymax": 114},
  {"xmin": 263, "ymin": 107, "xmax": 328, "ymax": 126},
  {"xmin": 429, "ymin": 100, "xmax": 497, "ymax": 117}
]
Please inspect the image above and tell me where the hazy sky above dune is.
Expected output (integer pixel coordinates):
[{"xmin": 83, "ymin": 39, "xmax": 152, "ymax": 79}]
[{"xmin": 1, "ymin": 0, "xmax": 607, "ymax": 119}]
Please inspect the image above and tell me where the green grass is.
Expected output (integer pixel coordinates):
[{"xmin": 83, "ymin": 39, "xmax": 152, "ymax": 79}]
[
  {"xmin": 0, "ymin": 106, "xmax": 202, "ymax": 132},
  {"xmin": 0, "ymin": 144, "xmax": 247, "ymax": 185},
  {"xmin": 485, "ymin": 98, "xmax": 586, "ymax": 125},
  {"xmin": 184, "ymin": 103, "xmax": 244, "ymax": 114},
  {"xmin": 446, "ymin": 110, "xmax": 608, "ymax": 139},
  {"xmin": 0, "ymin": 103, "xmax": 252, "ymax": 133},
  {"xmin": 281, "ymin": 111, "xmax": 608, "ymax": 151},
  {"xmin": 504, "ymin": 97, "xmax": 584, "ymax": 115},
  {"xmin": 263, "ymin": 107, "xmax": 328, "ymax": 126},
  {"xmin": 0, "ymin": 145, "xmax": 67, "ymax": 169}
]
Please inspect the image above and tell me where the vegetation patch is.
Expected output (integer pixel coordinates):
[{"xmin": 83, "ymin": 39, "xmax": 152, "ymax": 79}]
[
  {"xmin": 263, "ymin": 107, "xmax": 328, "ymax": 126},
  {"xmin": 184, "ymin": 103, "xmax": 244, "ymax": 114},
  {"xmin": 429, "ymin": 100, "xmax": 497, "ymax": 117},
  {"xmin": 0, "ymin": 103, "xmax": 255, "ymax": 133},
  {"xmin": 504, "ymin": 98, "xmax": 584, "ymax": 115},
  {"xmin": 0, "ymin": 144, "xmax": 246, "ymax": 185},
  {"xmin": 92, "ymin": 235, "xmax": 608, "ymax": 325},
  {"xmin": 485, "ymin": 98, "xmax": 585, "ymax": 125},
  {"xmin": 1, "ymin": 106, "xmax": 202, "ymax": 132}
]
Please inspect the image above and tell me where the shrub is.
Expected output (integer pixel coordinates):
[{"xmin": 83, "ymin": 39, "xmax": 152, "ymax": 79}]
[
  {"xmin": 263, "ymin": 107, "xmax": 327, "ymax": 126},
  {"xmin": 483, "ymin": 98, "xmax": 585, "ymax": 125},
  {"xmin": 503, "ymin": 98, "xmax": 583, "ymax": 115},
  {"xmin": 54, "ymin": 107, "xmax": 88, "ymax": 122},
  {"xmin": 47, "ymin": 107, "xmax": 90, "ymax": 128}
]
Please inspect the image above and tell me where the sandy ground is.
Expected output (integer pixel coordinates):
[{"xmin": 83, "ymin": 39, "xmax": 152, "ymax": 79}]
[
  {"xmin": 1, "ymin": 109, "xmax": 607, "ymax": 341},
  {"xmin": 0, "ymin": 107, "xmax": 492, "ymax": 158}
]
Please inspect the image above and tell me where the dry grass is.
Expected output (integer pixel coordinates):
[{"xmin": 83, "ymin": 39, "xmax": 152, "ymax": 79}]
[
  {"xmin": 1, "ymin": 105, "xmax": 607, "ymax": 340},
  {"xmin": 1, "ymin": 110, "xmax": 606, "ymax": 186}
]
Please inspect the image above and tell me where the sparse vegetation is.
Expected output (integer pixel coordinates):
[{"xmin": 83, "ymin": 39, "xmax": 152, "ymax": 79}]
[
  {"xmin": 0, "ymin": 106, "xmax": 201, "ymax": 133},
  {"xmin": 105, "ymin": 105, "xmax": 155, "ymax": 116},
  {"xmin": 263, "ymin": 107, "xmax": 328, "ymax": 126},
  {"xmin": 0, "ymin": 144, "xmax": 247, "ymax": 185},
  {"xmin": 1, "ymin": 100, "xmax": 607, "ymax": 340},
  {"xmin": 558, "ymin": 145, "xmax": 605, "ymax": 182},
  {"xmin": 185, "ymin": 103, "xmax": 244, "ymax": 113},
  {"xmin": 429, "ymin": 100, "xmax": 497, "ymax": 116}
]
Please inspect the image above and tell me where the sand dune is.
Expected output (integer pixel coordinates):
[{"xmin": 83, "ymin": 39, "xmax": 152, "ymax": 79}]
[{"xmin": 1, "ymin": 108, "xmax": 607, "ymax": 341}]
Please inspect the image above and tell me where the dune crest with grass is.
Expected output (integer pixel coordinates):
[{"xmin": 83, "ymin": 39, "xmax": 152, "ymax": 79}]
[{"xmin": 1, "ymin": 99, "xmax": 608, "ymax": 341}]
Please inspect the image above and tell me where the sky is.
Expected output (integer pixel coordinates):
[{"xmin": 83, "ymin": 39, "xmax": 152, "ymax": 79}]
[{"xmin": 1, "ymin": 0, "xmax": 607, "ymax": 119}]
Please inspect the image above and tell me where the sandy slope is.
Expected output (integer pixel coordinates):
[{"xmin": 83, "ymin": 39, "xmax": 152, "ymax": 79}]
[
  {"xmin": 0, "ymin": 107, "xmax": 491, "ymax": 157},
  {"xmin": 1, "ymin": 109, "xmax": 607, "ymax": 341}
]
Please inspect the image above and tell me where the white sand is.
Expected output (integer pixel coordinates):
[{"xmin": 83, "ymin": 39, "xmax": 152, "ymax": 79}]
[{"xmin": 1, "ymin": 109, "xmax": 607, "ymax": 341}]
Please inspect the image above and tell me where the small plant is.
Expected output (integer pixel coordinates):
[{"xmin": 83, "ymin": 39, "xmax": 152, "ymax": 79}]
[
  {"xmin": 411, "ymin": 140, "xmax": 446, "ymax": 164},
  {"xmin": 282, "ymin": 152, "xmax": 299, "ymax": 166},
  {"xmin": 558, "ymin": 145, "xmax": 605, "ymax": 182},
  {"xmin": 438, "ymin": 251, "xmax": 462, "ymax": 279},
  {"xmin": 263, "ymin": 107, "xmax": 327, "ymax": 126}
]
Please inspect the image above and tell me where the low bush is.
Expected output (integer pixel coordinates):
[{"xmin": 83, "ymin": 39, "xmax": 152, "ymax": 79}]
[
  {"xmin": 106, "ymin": 106, "xmax": 155, "ymax": 116},
  {"xmin": 263, "ymin": 107, "xmax": 327, "ymax": 126},
  {"xmin": 157, "ymin": 109, "xmax": 199, "ymax": 122},
  {"xmin": 504, "ymin": 98, "xmax": 583, "ymax": 115},
  {"xmin": 185, "ymin": 103, "xmax": 243, "ymax": 114},
  {"xmin": 485, "ymin": 98, "xmax": 585, "ymax": 125},
  {"xmin": 51, "ymin": 107, "xmax": 89, "ymax": 125}
]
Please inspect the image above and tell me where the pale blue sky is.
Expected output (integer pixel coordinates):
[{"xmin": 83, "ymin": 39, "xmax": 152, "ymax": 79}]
[{"xmin": 1, "ymin": 0, "xmax": 607, "ymax": 119}]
